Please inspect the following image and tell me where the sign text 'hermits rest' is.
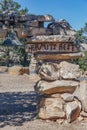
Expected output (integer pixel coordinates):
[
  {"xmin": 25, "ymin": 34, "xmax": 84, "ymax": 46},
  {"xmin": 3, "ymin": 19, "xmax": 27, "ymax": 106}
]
[{"xmin": 26, "ymin": 42, "xmax": 78, "ymax": 53}]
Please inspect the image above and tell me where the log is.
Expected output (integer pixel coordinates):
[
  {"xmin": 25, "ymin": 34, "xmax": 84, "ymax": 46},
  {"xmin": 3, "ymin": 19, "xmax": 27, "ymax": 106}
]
[
  {"xmin": 27, "ymin": 35, "xmax": 76, "ymax": 43},
  {"xmin": 35, "ymin": 52, "xmax": 84, "ymax": 61}
]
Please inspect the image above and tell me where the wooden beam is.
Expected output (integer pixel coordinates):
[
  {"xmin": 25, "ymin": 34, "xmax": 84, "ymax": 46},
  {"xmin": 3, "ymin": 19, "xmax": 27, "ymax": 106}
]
[
  {"xmin": 35, "ymin": 52, "xmax": 84, "ymax": 61},
  {"xmin": 25, "ymin": 42, "xmax": 79, "ymax": 53},
  {"xmin": 26, "ymin": 35, "xmax": 75, "ymax": 43}
]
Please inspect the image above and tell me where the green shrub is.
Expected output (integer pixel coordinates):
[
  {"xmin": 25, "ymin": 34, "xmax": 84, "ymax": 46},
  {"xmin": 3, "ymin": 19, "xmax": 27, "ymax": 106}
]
[{"xmin": 72, "ymin": 51, "xmax": 87, "ymax": 71}]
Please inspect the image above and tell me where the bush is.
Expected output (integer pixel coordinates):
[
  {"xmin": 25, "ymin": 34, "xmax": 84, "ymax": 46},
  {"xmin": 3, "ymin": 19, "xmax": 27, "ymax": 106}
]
[{"xmin": 72, "ymin": 52, "xmax": 87, "ymax": 71}]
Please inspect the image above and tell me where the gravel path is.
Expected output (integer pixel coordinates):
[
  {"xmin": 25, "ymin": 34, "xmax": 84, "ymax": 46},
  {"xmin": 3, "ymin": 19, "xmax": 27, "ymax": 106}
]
[{"xmin": 0, "ymin": 73, "xmax": 87, "ymax": 130}]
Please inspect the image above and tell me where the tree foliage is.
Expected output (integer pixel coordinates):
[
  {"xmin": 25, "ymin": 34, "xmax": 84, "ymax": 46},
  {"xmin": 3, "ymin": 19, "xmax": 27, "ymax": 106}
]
[
  {"xmin": 76, "ymin": 23, "xmax": 87, "ymax": 43},
  {"xmin": 0, "ymin": 0, "xmax": 28, "ymax": 14},
  {"xmin": 74, "ymin": 23, "xmax": 87, "ymax": 71},
  {"xmin": 0, "ymin": 0, "xmax": 29, "ymax": 66}
]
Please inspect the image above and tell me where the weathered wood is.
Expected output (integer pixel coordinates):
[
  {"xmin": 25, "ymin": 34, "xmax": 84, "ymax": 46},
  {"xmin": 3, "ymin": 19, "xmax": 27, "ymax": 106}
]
[
  {"xmin": 26, "ymin": 42, "xmax": 79, "ymax": 53},
  {"xmin": 35, "ymin": 52, "xmax": 84, "ymax": 61},
  {"xmin": 27, "ymin": 35, "xmax": 76, "ymax": 43}
]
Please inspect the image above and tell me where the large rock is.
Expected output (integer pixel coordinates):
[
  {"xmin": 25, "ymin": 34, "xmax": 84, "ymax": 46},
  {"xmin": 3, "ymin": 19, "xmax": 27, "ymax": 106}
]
[
  {"xmin": 38, "ymin": 97, "xmax": 65, "ymax": 120},
  {"xmin": 38, "ymin": 61, "xmax": 82, "ymax": 80},
  {"xmin": 73, "ymin": 80, "xmax": 87, "ymax": 112},
  {"xmin": 65, "ymin": 100, "xmax": 81, "ymax": 123},
  {"xmin": 47, "ymin": 19, "xmax": 76, "ymax": 36},
  {"xmin": 35, "ymin": 80, "xmax": 79, "ymax": 95},
  {"xmin": 28, "ymin": 27, "xmax": 52, "ymax": 36},
  {"xmin": 19, "ymin": 14, "xmax": 54, "ymax": 22},
  {"xmin": 25, "ymin": 20, "xmax": 39, "ymax": 27},
  {"xmin": 9, "ymin": 66, "xmax": 24, "ymax": 75},
  {"xmin": 61, "ymin": 93, "xmax": 74, "ymax": 102},
  {"xmin": 37, "ymin": 14, "xmax": 55, "ymax": 22},
  {"xmin": 22, "ymin": 67, "xmax": 29, "ymax": 74},
  {"xmin": 59, "ymin": 61, "xmax": 82, "ymax": 79},
  {"xmin": 80, "ymin": 111, "xmax": 87, "ymax": 117},
  {"xmin": 0, "ymin": 66, "xmax": 8, "ymax": 73},
  {"xmin": 39, "ymin": 62, "xmax": 60, "ymax": 81},
  {"xmin": 79, "ymin": 43, "xmax": 87, "ymax": 52}
]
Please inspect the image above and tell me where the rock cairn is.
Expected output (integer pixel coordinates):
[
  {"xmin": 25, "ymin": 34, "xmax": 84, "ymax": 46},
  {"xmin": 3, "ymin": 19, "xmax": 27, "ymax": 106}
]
[
  {"xmin": 26, "ymin": 15, "xmax": 86, "ymax": 123},
  {"xmin": 35, "ymin": 61, "xmax": 85, "ymax": 123}
]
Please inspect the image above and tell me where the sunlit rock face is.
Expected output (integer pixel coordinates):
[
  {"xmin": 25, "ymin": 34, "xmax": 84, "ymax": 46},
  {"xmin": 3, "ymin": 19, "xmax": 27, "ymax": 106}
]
[
  {"xmin": 47, "ymin": 19, "xmax": 76, "ymax": 35},
  {"xmin": 38, "ymin": 61, "xmax": 82, "ymax": 81},
  {"xmin": 3, "ymin": 30, "xmax": 23, "ymax": 46}
]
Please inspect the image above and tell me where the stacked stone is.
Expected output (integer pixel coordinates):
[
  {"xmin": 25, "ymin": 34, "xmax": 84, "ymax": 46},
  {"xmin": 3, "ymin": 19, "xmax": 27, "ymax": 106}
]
[
  {"xmin": 35, "ymin": 61, "xmax": 82, "ymax": 123},
  {"xmin": 26, "ymin": 18, "xmax": 87, "ymax": 123},
  {"xmin": 29, "ymin": 54, "xmax": 38, "ymax": 74}
]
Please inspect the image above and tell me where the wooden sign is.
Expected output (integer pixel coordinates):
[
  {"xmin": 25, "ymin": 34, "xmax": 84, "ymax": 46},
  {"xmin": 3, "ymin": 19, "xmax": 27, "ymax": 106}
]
[{"xmin": 26, "ymin": 42, "xmax": 79, "ymax": 53}]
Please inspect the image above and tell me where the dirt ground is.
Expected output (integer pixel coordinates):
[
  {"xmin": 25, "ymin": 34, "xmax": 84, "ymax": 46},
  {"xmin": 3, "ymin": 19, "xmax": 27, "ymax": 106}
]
[{"xmin": 0, "ymin": 73, "xmax": 87, "ymax": 130}]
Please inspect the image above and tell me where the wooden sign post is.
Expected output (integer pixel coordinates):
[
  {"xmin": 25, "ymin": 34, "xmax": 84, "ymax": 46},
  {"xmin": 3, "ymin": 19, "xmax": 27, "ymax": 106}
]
[{"xmin": 26, "ymin": 35, "xmax": 84, "ymax": 61}]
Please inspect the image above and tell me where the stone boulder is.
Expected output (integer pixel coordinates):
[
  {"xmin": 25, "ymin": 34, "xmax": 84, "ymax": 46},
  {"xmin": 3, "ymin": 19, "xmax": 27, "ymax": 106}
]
[
  {"xmin": 38, "ymin": 97, "xmax": 65, "ymax": 120},
  {"xmin": 35, "ymin": 80, "xmax": 79, "ymax": 95},
  {"xmin": 65, "ymin": 100, "xmax": 81, "ymax": 123},
  {"xmin": 9, "ymin": 66, "xmax": 24, "ymax": 75},
  {"xmin": 47, "ymin": 19, "xmax": 76, "ymax": 35},
  {"xmin": 73, "ymin": 80, "xmax": 87, "ymax": 112},
  {"xmin": 25, "ymin": 14, "xmax": 54, "ymax": 22},
  {"xmin": 59, "ymin": 61, "xmax": 82, "ymax": 79},
  {"xmin": 79, "ymin": 43, "xmax": 87, "ymax": 52},
  {"xmin": 22, "ymin": 67, "xmax": 29, "ymax": 75},
  {"xmin": 29, "ymin": 27, "xmax": 52, "ymax": 36},
  {"xmin": 37, "ymin": 14, "xmax": 55, "ymax": 22},
  {"xmin": 38, "ymin": 61, "xmax": 82, "ymax": 80},
  {"xmin": 61, "ymin": 93, "xmax": 74, "ymax": 102},
  {"xmin": 0, "ymin": 66, "xmax": 8, "ymax": 73},
  {"xmin": 9, "ymin": 66, "xmax": 29, "ymax": 75},
  {"xmin": 39, "ymin": 62, "xmax": 60, "ymax": 81}
]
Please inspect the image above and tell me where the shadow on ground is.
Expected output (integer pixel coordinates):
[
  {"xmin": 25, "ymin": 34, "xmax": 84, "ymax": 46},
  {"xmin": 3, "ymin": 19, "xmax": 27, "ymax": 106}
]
[{"xmin": 0, "ymin": 91, "xmax": 40, "ymax": 128}]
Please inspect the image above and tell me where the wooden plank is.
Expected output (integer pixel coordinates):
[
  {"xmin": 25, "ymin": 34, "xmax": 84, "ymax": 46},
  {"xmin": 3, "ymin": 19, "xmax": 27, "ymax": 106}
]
[
  {"xmin": 27, "ymin": 35, "xmax": 75, "ymax": 43},
  {"xmin": 35, "ymin": 52, "xmax": 84, "ymax": 61},
  {"xmin": 26, "ymin": 42, "xmax": 79, "ymax": 53}
]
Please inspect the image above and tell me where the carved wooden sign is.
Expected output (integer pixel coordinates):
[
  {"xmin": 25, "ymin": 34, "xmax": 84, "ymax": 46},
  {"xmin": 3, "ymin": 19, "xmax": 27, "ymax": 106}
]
[{"xmin": 26, "ymin": 42, "xmax": 79, "ymax": 53}]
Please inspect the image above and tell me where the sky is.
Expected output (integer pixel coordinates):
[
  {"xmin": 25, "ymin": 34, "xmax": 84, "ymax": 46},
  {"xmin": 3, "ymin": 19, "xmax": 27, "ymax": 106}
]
[{"xmin": 14, "ymin": 0, "xmax": 87, "ymax": 30}]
